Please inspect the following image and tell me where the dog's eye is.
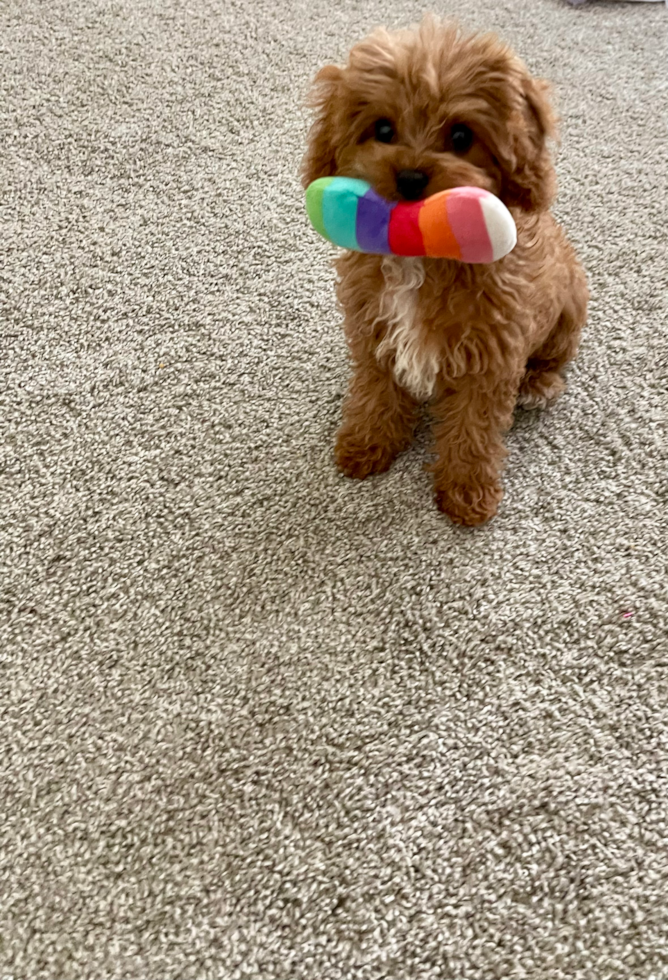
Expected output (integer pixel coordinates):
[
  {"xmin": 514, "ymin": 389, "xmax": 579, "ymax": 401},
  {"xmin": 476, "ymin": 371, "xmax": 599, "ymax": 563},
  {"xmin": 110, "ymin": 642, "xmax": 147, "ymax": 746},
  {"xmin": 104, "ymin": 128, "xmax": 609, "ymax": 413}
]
[
  {"xmin": 374, "ymin": 118, "xmax": 395, "ymax": 143},
  {"xmin": 450, "ymin": 123, "xmax": 474, "ymax": 154}
]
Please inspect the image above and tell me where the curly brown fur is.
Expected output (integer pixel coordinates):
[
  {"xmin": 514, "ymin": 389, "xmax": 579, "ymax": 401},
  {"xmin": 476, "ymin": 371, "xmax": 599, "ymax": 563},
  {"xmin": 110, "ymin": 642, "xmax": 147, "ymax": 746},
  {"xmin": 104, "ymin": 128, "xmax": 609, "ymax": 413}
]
[{"xmin": 303, "ymin": 16, "xmax": 588, "ymax": 526}]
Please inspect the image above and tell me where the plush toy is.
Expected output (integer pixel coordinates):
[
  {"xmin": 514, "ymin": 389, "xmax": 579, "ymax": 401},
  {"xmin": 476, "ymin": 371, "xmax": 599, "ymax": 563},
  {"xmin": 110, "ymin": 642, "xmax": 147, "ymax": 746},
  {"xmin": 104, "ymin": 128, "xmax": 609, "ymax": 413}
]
[{"xmin": 306, "ymin": 177, "xmax": 517, "ymax": 264}]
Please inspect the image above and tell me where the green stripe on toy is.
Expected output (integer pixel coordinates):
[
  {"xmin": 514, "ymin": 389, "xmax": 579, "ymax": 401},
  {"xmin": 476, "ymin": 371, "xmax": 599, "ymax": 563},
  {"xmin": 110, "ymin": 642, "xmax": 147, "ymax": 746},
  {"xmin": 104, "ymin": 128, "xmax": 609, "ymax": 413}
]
[
  {"xmin": 305, "ymin": 177, "xmax": 517, "ymax": 263},
  {"xmin": 305, "ymin": 176, "xmax": 336, "ymax": 242}
]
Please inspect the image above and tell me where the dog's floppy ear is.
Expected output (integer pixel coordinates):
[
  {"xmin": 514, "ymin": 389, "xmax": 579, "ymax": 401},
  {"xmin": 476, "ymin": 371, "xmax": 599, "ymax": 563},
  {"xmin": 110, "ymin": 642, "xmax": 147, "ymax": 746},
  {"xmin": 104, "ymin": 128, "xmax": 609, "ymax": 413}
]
[
  {"xmin": 501, "ymin": 74, "xmax": 557, "ymax": 212},
  {"xmin": 301, "ymin": 65, "xmax": 343, "ymax": 188}
]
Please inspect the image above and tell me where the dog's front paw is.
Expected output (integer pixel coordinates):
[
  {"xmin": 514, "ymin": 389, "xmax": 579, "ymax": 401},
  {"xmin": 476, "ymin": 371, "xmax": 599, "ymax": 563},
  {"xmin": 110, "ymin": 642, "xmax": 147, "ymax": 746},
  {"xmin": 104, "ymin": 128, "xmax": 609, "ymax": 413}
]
[
  {"xmin": 434, "ymin": 479, "xmax": 503, "ymax": 526},
  {"xmin": 335, "ymin": 430, "xmax": 399, "ymax": 479}
]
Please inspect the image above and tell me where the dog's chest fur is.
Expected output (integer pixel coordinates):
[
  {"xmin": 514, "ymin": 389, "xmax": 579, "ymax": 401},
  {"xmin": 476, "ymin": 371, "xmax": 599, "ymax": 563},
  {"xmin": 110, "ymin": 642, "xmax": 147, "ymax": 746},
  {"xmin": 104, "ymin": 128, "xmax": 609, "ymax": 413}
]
[{"xmin": 375, "ymin": 256, "xmax": 440, "ymax": 401}]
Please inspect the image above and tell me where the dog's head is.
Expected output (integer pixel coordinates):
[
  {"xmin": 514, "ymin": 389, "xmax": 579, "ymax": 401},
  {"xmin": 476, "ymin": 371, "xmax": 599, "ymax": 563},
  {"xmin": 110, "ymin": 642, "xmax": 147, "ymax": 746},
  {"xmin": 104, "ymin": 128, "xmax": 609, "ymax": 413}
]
[{"xmin": 302, "ymin": 18, "xmax": 556, "ymax": 212}]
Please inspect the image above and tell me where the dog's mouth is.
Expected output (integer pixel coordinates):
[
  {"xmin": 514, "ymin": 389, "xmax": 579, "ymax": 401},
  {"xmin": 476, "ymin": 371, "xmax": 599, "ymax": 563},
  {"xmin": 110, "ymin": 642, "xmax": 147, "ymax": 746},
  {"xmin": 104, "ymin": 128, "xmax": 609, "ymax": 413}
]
[
  {"xmin": 395, "ymin": 168, "xmax": 431, "ymax": 202},
  {"xmin": 358, "ymin": 171, "xmax": 496, "ymax": 205}
]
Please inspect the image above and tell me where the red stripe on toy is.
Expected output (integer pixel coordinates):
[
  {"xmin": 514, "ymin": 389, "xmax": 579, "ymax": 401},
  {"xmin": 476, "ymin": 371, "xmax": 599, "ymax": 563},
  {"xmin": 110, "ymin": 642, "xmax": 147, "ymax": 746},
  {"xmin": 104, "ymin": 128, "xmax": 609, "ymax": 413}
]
[
  {"xmin": 388, "ymin": 201, "xmax": 426, "ymax": 256},
  {"xmin": 446, "ymin": 187, "xmax": 493, "ymax": 264}
]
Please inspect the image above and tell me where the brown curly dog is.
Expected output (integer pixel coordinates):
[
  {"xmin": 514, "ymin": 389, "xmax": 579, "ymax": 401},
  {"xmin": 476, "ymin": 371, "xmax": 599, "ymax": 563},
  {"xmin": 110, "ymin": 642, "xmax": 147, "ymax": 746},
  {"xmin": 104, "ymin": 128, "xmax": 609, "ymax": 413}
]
[{"xmin": 302, "ymin": 16, "xmax": 588, "ymax": 526}]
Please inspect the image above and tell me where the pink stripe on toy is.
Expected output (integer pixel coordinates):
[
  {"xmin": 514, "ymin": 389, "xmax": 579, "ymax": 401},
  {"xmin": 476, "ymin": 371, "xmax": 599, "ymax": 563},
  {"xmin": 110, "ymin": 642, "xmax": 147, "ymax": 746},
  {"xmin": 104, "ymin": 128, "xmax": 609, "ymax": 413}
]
[{"xmin": 445, "ymin": 186, "xmax": 493, "ymax": 264}]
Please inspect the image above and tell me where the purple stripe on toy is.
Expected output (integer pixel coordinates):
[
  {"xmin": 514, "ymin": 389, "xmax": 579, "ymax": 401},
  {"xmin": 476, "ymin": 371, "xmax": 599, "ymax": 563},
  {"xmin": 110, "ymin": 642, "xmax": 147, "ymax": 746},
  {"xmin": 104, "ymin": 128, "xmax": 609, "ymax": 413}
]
[{"xmin": 356, "ymin": 188, "xmax": 395, "ymax": 254}]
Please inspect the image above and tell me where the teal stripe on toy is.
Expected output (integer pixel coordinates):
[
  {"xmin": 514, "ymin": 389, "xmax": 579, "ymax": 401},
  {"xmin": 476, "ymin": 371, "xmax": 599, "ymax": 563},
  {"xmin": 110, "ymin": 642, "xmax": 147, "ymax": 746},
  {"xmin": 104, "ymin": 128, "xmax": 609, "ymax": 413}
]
[{"xmin": 321, "ymin": 177, "xmax": 369, "ymax": 251}]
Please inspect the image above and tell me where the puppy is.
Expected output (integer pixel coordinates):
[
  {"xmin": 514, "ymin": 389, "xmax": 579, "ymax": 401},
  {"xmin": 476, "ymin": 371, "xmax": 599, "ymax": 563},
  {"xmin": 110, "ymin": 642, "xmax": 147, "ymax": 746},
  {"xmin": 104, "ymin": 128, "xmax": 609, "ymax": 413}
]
[{"xmin": 302, "ymin": 16, "xmax": 588, "ymax": 526}]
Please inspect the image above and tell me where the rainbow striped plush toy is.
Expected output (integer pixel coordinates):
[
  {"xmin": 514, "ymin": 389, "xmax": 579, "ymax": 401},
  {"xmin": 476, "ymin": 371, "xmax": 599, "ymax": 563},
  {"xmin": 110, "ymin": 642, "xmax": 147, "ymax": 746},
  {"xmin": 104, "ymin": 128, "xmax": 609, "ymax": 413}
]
[{"xmin": 306, "ymin": 177, "xmax": 516, "ymax": 264}]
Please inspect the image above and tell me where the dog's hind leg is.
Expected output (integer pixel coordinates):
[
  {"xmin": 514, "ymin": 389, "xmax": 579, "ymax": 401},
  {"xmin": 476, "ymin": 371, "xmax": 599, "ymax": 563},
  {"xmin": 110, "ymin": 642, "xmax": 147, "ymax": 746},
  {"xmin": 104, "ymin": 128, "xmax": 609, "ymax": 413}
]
[{"xmin": 518, "ymin": 272, "xmax": 588, "ymax": 410}]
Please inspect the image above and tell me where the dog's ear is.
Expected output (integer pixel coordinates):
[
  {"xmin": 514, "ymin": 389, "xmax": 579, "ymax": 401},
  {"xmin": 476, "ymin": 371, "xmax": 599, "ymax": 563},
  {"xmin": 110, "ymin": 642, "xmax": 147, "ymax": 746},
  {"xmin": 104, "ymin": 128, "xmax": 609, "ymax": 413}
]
[
  {"xmin": 301, "ymin": 65, "xmax": 343, "ymax": 188},
  {"xmin": 501, "ymin": 74, "xmax": 557, "ymax": 212}
]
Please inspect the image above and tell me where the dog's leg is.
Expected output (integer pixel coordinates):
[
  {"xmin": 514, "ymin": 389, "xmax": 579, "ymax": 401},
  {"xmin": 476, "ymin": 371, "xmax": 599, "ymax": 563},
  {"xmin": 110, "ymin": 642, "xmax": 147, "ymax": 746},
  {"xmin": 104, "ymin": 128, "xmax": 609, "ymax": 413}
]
[
  {"xmin": 429, "ymin": 375, "xmax": 519, "ymax": 526},
  {"xmin": 518, "ymin": 279, "xmax": 587, "ymax": 409},
  {"xmin": 335, "ymin": 356, "xmax": 419, "ymax": 479}
]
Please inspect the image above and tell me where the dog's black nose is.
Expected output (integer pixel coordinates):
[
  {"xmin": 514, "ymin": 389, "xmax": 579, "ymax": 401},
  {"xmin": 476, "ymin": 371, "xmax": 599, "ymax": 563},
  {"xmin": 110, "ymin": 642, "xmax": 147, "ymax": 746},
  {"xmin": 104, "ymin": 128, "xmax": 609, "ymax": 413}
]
[{"xmin": 396, "ymin": 169, "xmax": 429, "ymax": 201}]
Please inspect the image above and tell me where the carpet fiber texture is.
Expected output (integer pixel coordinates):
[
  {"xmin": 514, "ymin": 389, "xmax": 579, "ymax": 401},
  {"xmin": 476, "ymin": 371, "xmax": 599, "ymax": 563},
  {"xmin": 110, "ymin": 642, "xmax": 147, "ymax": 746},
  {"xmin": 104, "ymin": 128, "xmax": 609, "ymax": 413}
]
[{"xmin": 1, "ymin": 1, "xmax": 667, "ymax": 977}]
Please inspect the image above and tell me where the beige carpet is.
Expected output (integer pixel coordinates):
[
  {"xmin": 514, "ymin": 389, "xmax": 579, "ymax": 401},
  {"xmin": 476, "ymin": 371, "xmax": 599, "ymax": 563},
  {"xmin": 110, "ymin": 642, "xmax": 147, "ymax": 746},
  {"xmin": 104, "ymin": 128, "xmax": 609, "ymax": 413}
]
[{"xmin": 1, "ymin": 0, "xmax": 667, "ymax": 977}]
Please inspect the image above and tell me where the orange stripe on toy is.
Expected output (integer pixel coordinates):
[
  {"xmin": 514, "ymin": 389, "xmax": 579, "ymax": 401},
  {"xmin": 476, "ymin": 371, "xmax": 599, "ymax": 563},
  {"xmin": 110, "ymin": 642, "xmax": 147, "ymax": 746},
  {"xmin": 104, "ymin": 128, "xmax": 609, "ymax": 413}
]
[{"xmin": 418, "ymin": 192, "xmax": 462, "ymax": 260}]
